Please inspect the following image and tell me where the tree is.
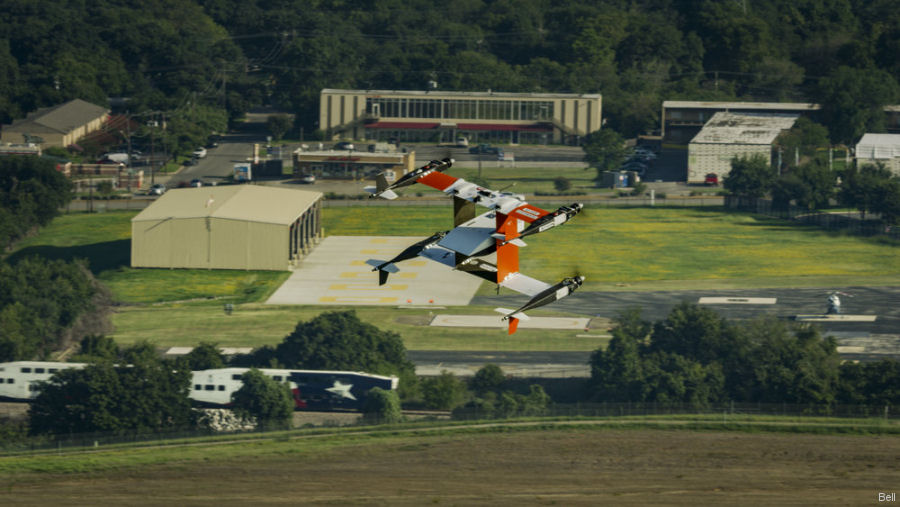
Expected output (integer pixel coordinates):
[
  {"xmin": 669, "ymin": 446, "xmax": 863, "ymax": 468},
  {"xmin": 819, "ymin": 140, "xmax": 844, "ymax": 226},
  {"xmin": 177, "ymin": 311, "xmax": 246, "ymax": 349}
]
[
  {"xmin": 589, "ymin": 308, "xmax": 649, "ymax": 401},
  {"xmin": 742, "ymin": 319, "xmax": 840, "ymax": 405},
  {"xmin": 814, "ymin": 66, "xmax": 900, "ymax": 145},
  {"xmin": 776, "ymin": 117, "xmax": 831, "ymax": 161},
  {"xmin": 724, "ymin": 154, "xmax": 776, "ymax": 199},
  {"xmin": 274, "ymin": 310, "xmax": 416, "ymax": 387},
  {"xmin": 471, "ymin": 364, "xmax": 506, "ymax": 394},
  {"xmin": 772, "ymin": 159, "xmax": 835, "ymax": 211},
  {"xmin": 837, "ymin": 360, "xmax": 900, "ymax": 406},
  {"xmin": 361, "ymin": 387, "xmax": 403, "ymax": 424},
  {"xmin": 582, "ymin": 129, "xmax": 629, "ymax": 182},
  {"xmin": 266, "ymin": 114, "xmax": 293, "ymax": 141},
  {"xmin": 553, "ymin": 176, "xmax": 572, "ymax": 192},
  {"xmin": 420, "ymin": 371, "xmax": 467, "ymax": 410},
  {"xmin": 640, "ymin": 351, "xmax": 724, "ymax": 406},
  {"xmin": 71, "ymin": 334, "xmax": 119, "ymax": 362},
  {"xmin": 184, "ymin": 342, "xmax": 225, "ymax": 370},
  {"xmin": 872, "ymin": 177, "xmax": 900, "ymax": 225},
  {"xmin": 231, "ymin": 368, "xmax": 294, "ymax": 429},
  {"xmin": 839, "ymin": 163, "xmax": 893, "ymax": 219},
  {"xmin": 28, "ymin": 358, "xmax": 193, "ymax": 435}
]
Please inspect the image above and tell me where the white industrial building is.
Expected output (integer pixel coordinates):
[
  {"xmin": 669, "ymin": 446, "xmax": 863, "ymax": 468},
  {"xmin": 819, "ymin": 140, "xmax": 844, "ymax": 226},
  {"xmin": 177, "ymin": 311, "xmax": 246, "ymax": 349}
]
[
  {"xmin": 855, "ymin": 133, "xmax": 900, "ymax": 175},
  {"xmin": 687, "ymin": 112, "xmax": 798, "ymax": 184}
]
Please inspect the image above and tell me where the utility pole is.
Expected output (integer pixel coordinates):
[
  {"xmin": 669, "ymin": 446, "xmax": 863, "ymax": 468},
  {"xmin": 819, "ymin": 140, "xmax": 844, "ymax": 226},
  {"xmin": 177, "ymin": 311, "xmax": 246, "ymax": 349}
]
[{"xmin": 150, "ymin": 113, "xmax": 156, "ymax": 185}]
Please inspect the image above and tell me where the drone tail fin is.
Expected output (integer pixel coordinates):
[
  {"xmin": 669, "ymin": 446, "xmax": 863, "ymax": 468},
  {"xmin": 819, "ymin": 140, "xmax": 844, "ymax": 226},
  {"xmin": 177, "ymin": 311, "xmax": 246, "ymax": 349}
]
[{"xmin": 366, "ymin": 259, "xmax": 400, "ymax": 285}]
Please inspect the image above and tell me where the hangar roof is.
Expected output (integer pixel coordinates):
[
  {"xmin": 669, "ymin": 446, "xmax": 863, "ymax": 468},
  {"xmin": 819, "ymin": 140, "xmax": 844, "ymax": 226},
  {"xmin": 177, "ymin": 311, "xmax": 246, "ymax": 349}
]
[
  {"xmin": 133, "ymin": 185, "xmax": 322, "ymax": 225},
  {"xmin": 856, "ymin": 133, "xmax": 900, "ymax": 159},
  {"xmin": 691, "ymin": 112, "xmax": 798, "ymax": 145}
]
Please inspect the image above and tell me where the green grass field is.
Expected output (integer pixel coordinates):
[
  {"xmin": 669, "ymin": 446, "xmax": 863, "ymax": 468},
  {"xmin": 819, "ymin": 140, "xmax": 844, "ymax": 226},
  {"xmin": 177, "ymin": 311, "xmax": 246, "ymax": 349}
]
[
  {"xmin": 325, "ymin": 206, "xmax": 900, "ymax": 290},
  {"xmin": 7, "ymin": 205, "xmax": 899, "ymax": 350},
  {"xmin": 2, "ymin": 416, "xmax": 898, "ymax": 506}
]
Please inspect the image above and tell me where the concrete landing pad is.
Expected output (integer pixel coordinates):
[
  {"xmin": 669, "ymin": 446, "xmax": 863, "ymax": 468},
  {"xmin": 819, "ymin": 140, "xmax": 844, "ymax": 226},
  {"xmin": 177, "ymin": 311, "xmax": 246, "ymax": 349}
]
[
  {"xmin": 266, "ymin": 236, "xmax": 482, "ymax": 306},
  {"xmin": 795, "ymin": 314, "xmax": 877, "ymax": 322},
  {"xmin": 699, "ymin": 297, "xmax": 777, "ymax": 305},
  {"xmin": 430, "ymin": 314, "xmax": 591, "ymax": 330}
]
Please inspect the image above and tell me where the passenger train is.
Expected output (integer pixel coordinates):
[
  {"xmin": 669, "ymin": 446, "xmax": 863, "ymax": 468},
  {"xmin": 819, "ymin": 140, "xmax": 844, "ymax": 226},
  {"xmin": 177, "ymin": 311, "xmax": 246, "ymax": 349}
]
[{"xmin": 0, "ymin": 362, "xmax": 399, "ymax": 412}]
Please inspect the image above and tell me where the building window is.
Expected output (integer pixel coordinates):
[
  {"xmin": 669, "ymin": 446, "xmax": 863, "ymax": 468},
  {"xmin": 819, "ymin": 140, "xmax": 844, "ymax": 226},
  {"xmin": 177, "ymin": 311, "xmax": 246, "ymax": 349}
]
[
  {"xmin": 21, "ymin": 367, "xmax": 31, "ymax": 373},
  {"xmin": 232, "ymin": 374, "xmax": 242, "ymax": 380},
  {"xmin": 195, "ymin": 385, "xmax": 202, "ymax": 390},
  {"xmin": 218, "ymin": 385, "xmax": 225, "ymax": 391},
  {"xmin": 205, "ymin": 384, "xmax": 215, "ymax": 391},
  {"xmin": 35, "ymin": 368, "xmax": 45, "ymax": 374}
]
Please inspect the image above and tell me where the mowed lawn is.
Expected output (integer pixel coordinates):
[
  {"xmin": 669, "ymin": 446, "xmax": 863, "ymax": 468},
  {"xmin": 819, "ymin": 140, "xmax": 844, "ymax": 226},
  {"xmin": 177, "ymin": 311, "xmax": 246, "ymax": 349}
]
[
  {"xmin": 9, "ymin": 205, "xmax": 900, "ymax": 350},
  {"xmin": 324, "ymin": 206, "xmax": 900, "ymax": 290},
  {"xmin": 8, "ymin": 211, "xmax": 288, "ymax": 304}
]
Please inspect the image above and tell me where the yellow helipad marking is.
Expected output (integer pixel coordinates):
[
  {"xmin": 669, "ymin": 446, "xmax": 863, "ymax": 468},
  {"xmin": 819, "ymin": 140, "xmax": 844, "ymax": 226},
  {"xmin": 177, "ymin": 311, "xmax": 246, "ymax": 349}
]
[
  {"xmin": 396, "ymin": 272, "xmax": 418, "ymax": 279},
  {"xmin": 350, "ymin": 260, "xmax": 369, "ymax": 266},
  {"xmin": 360, "ymin": 249, "xmax": 379, "ymax": 254},
  {"xmin": 319, "ymin": 296, "xmax": 398, "ymax": 303},
  {"xmin": 329, "ymin": 283, "xmax": 408, "ymax": 291},
  {"xmin": 370, "ymin": 238, "xmax": 389, "ymax": 243},
  {"xmin": 340, "ymin": 272, "xmax": 370, "ymax": 278},
  {"xmin": 407, "ymin": 261, "xmax": 427, "ymax": 267}
]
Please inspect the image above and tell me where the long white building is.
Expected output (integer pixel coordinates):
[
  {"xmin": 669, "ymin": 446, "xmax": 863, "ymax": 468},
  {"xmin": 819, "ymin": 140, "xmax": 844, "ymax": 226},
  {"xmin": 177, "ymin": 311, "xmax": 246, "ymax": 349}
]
[{"xmin": 320, "ymin": 88, "xmax": 602, "ymax": 145}]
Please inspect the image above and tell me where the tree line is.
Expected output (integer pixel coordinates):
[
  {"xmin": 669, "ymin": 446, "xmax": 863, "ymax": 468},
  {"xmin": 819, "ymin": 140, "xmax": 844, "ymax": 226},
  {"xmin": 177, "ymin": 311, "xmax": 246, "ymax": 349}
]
[
  {"xmin": 588, "ymin": 303, "xmax": 900, "ymax": 407},
  {"xmin": 3, "ymin": 1, "xmax": 899, "ymax": 145},
  {"xmin": 725, "ymin": 152, "xmax": 900, "ymax": 225},
  {"xmin": 0, "ymin": 156, "xmax": 113, "ymax": 362},
  {"xmin": 8, "ymin": 308, "xmax": 897, "ymax": 440}
]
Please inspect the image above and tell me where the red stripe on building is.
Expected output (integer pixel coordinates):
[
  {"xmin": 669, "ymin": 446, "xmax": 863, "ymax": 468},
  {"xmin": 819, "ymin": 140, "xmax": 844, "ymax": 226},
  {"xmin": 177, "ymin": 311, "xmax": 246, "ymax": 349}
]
[
  {"xmin": 456, "ymin": 123, "xmax": 552, "ymax": 132},
  {"xmin": 366, "ymin": 121, "xmax": 440, "ymax": 129}
]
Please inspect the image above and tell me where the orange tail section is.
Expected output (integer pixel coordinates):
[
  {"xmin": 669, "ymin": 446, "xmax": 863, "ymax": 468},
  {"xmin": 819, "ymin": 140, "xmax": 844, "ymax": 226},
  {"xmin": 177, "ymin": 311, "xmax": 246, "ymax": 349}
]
[
  {"xmin": 508, "ymin": 317, "xmax": 519, "ymax": 335},
  {"xmin": 495, "ymin": 212, "xmax": 519, "ymax": 283}
]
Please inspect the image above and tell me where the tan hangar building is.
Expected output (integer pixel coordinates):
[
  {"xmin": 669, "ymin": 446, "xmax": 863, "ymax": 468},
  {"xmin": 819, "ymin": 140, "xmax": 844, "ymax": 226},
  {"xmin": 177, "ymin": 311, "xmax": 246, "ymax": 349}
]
[{"xmin": 131, "ymin": 185, "xmax": 322, "ymax": 271}]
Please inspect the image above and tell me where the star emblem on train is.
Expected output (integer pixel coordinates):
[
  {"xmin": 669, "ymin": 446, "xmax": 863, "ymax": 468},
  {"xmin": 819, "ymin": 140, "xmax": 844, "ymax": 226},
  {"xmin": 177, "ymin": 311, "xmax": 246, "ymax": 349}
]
[{"xmin": 326, "ymin": 380, "xmax": 356, "ymax": 400}]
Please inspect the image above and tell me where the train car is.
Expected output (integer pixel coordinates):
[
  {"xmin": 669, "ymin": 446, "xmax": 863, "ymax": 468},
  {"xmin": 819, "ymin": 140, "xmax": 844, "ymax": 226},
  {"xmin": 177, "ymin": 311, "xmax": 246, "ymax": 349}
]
[
  {"xmin": 0, "ymin": 361, "xmax": 86, "ymax": 401},
  {"xmin": 191, "ymin": 367, "xmax": 399, "ymax": 411},
  {"xmin": 0, "ymin": 362, "xmax": 399, "ymax": 412}
]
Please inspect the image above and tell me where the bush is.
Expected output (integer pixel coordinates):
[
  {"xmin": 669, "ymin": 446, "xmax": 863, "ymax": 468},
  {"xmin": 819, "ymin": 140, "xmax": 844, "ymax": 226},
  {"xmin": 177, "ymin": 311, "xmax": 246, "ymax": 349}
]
[
  {"xmin": 231, "ymin": 368, "xmax": 294, "ymax": 429},
  {"xmin": 553, "ymin": 176, "xmax": 572, "ymax": 192},
  {"xmin": 362, "ymin": 387, "xmax": 403, "ymax": 424},
  {"xmin": 421, "ymin": 371, "xmax": 467, "ymax": 410},
  {"xmin": 471, "ymin": 364, "xmax": 506, "ymax": 394}
]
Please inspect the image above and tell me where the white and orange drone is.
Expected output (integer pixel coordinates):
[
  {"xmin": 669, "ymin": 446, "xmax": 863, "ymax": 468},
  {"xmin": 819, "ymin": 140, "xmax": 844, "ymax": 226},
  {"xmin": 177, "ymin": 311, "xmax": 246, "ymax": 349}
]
[{"xmin": 365, "ymin": 158, "xmax": 583, "ymax": 334}]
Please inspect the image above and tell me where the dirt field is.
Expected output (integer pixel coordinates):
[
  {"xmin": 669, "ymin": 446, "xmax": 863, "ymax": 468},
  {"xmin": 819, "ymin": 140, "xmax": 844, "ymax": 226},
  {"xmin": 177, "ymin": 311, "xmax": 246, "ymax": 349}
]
[{"xmin": 2, "ymin": 428, "xmax": 898, "ymax": 505}]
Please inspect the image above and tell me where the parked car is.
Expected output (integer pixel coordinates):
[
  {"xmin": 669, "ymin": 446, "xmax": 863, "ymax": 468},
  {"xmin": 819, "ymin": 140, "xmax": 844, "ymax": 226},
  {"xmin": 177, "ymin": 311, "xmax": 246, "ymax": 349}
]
[
  {"xmin": 333, "ymin": 141, "xmax": 355, "ymax": 150},
  {"xmin": 149, "ymin": 183, "xmax": 166, "ymax": 196},
  {"xmin": 193, "ymin": 147, "xmax": 208, "ymax": 159},
  {"xmin": 469, "ymin": 143, "xmax": 502, "ymax": 155},
  {"xmin": 300, "ymin": 174, "xmax": 316, "ymax": 184},
  {"xmin": 190, "ymin": 178, "xmax": 203, "ymax": 187},
  {"xmin": 704, "ymin": 173, "xmax": 719, "ymax": 186}
]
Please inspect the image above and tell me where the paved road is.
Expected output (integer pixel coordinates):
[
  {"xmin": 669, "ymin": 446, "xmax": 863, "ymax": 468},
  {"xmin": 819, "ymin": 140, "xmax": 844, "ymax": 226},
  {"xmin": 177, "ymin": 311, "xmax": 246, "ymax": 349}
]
[{"xmin": 473, "ymin": 286, "xmax": 900, "ymax": 335}]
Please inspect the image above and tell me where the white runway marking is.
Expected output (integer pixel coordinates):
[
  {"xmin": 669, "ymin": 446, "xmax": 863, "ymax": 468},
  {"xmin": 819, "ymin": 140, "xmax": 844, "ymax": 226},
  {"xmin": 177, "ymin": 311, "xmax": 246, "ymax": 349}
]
[
  {"xmin": 698, "ymin": 297, "xmax": 777, "ymax": 305},
  {"xmin": 795, "ymin": 314, "xmax": 877, "ymax": 322},
  {"xmin": 430, "ymin": 314, "xmax": 590, "ymax": 330},
  {"xmin": 266, "ymin": 236, "xmax": 482, "ymax": 306}
]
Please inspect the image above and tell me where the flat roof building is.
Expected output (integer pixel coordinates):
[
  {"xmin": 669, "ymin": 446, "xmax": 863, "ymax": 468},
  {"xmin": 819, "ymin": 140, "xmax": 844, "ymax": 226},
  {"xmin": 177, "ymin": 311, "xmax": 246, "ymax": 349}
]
[
  {"xmin": 856, "ymin": 133, "xmax": 900, "ymax": 175},
  {"xmin": 687, "ymin": 112, "xmax": 798, "ymax": 183},
  {"xmin": 293, "ymin": 149, "xmax": 415, "ymax": 181},
  {"xmin": 662, "ymin": 100, "xmax": 815, "ymax": 144},
  {"xmin": 320, "ymin": 89, "xmax": 602, "ymax": 145},
  {"xmin": 132, "ymin": 185, "xmax": 323, "ymax": 271}
]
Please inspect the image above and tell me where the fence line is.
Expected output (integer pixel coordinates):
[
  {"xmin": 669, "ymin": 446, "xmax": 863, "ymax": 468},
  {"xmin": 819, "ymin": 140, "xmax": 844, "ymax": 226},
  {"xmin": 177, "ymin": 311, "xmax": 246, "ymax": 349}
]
[
  {"xmin": 725, "ymin": 196, "xmax": 900, "ymax": 240},
  {"xmin": 2, "ymin": 402, "xmax": 894, "ymax": 455}
]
